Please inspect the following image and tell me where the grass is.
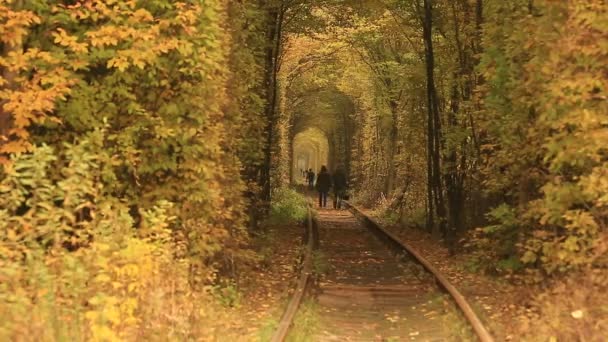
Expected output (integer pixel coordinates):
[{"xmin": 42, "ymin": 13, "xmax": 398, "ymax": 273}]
[
  {"xmin": 439, "ymin": 296, "xmax": 476, "ymax": 341},
  {"xmin": 312, "ymin": 251, "xmax": 329, "ymax": 276},
  {"xmin": 286, "ymin": 300, "xmax": 320, "ymax": 342},
  {"xmin": 256, "ymin": 317, "xmax": 279, "ymax": 342}
]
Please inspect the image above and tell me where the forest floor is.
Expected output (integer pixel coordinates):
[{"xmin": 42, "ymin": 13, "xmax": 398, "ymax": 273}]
[
  {"xmin": 210, "ymin": 203, "xmax": 605, "ymax": 341},
  {"xmin": 373, "ymin": 216, "xmax": 608, "ymax": 341},
  {"xmin": 205, "ymin": 222, "xmax": 305, "ymax": 341},
  {"xmin": 378, "ymin": 222, "xmax": 526, "ymax": 340}
]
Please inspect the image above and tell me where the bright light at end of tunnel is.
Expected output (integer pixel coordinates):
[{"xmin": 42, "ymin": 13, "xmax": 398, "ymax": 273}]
[{"xmin": 293, "ymin": 127, "xmax": 329, "ymax": 182}]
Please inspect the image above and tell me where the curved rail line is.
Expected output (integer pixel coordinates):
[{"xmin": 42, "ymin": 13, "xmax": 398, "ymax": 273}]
[
  {"xmin": 344, "ymin": 201, "xmax": 495, "ymax": 342},
  {"xmin": 270, "ymin": 207, "xmax": 317, "ymax": 342}
]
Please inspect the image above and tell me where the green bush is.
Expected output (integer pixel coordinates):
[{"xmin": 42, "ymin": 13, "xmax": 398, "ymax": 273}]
[
  {"xmin": 402, "ymin": 207, "xmax": 427, "ymax": 229},
  {"xmin": 212, "ymin": 281, "xmax": 241, "ymax": 308},
  {"xmin": 0, "ymin": 133, "xmax": 250, "ymax": 340},
  {"xmin": 268, "ymin": 188, "xmax": 308, "ymax": 226},
  {"xmin": 381, "ymin": 210, "xmax": 400, "ymax": 225},
  {"xmin": 0, "ymin": 134, "xmax": 192, "ymax": 340},
  {"xmin": 463, "ymin": 204, "xmax": 521, "ymax": 274}
]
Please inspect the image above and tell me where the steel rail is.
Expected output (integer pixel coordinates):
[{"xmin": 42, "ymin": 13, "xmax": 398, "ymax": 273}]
[
  {"xmin": 344, "ymin": 201, "xmax": 495, "ymax": 342},
  {"xmin": 270, "ymin": 207, "xmax": 316, "ymax": 342}
]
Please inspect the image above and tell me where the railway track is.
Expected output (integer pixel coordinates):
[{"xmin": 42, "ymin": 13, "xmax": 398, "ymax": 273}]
[
  {"xmin": 271, "ymin": 206, "xmax": 317, "ymax": 342},
  {"xmin": 272, "ymin": 203, "xmax": 494, "ymax": 342}
]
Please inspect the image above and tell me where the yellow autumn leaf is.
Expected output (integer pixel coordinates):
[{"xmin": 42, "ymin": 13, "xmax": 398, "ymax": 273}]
[
  {"xmin": 131, "ymin": 9, "xmax": 154, "ymax": 22},
  {"xmin": 104, "ymin": 305, "xmax": 121, "ymax": 324},
  {"xmin": 107, "ymin": 56, "xmax": 129, "ymax": 72}
]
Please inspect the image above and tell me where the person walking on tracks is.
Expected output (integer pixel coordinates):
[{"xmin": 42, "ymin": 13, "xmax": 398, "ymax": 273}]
[
  {"xmin": 315, "ymin": 165, "xmax": 332, "ymax": 208},
  {"xmin": 332, "ymin": 167, "xmax": 347, "ymax": 209},
  {"xmin": 307, "ymin": 168, "xmax": 315, "ymax": 190}
]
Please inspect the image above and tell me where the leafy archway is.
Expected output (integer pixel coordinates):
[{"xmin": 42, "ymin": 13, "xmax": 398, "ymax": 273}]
[{"xmin": 292, "ymin": 127, "xmax": 329, "ymax": 182}]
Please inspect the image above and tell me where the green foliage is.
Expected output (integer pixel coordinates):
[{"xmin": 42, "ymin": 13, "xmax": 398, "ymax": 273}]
[
  {"xmin": 2, "ymin": 2, "xmax": 607, "ymax": 340},
  {"xmin": 483, "ymin": 204, "xmax": 518, "ymax": 235},
  {"xmin": 382, "ymin": 210, "xmax": 400, "ymax": 225},
  {"xmin": 286, "ymin": 300, "xmax": 320, "ymax": 342},
  {"xmin": 212, "ymin": 280, "xmax": 242, "ymax": 308},
  {"xmin": 0, "ymin": 137, "xmax": 204, "ymax": 340},
  {"xmin": 463, "ymin": 204, "xmax": 521, "ymax": 274},
  {"xmin": 1, "ymin": 0, "xmax": 276, "ymax": 277},
  {"xmin": 479, "ymin": 0, "xmax": 608, "ymax": 274},
  {"xmin": 312, "ymin": 251, "xmax": 329, "ymax": 276},
  {"xmin": 255, "ymin": 230, "xmax": 279, "ymax": 269},
  {"xmin": 227, "ymin": 0, "xmax": 267, "ymax": 179},
  {"xmin": 496, "ymin": 256, "xmax": 523, "ymax": 273},
  {"xmin": 404, "ymin": 207, "xmax": 427, "ymax": 230},
  {"xmin": 0, "ymin": 0, "xmax": 273, "ymax": 338},
  {"xmin": 257, "ymin": 318, "xmax": 280, "ymax": 342},
  {"xmin": 268, "ymin": 188, "xmax": 309, "ymax": 226},
  {"xmin": 462, "ymin": 256, "xmax": 484, "ymax": 274},
  {"xmin": 279, "ymin": 0, "xmax": 607, "ymax": 280}
]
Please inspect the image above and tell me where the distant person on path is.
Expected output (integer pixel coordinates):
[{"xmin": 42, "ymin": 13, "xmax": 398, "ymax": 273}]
[
  {"xmin": 307, "ymin": 168, "xmax": 315, "ymax": 190},
  {"xmin": 315, "ymin": 165, "xmax": 332, "ymax": 208},
  {"xmin": 332, "ymin": 167, "xmax": 347, "ymax": 209}
]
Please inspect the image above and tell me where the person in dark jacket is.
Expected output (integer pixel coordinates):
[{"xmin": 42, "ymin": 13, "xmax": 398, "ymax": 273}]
[
  {"xmin": 332, "ymin": 168, "xmax": 347, "ymax": 209},
  {"xmin": 315, "ymin": 166, "xmax": 332, "ymax": 208},
  {"xmin": 307, "ymin": 168, "xmax": 315, "ymax": 190}
]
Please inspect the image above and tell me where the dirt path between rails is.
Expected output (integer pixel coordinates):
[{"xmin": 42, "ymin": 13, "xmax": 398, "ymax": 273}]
[{"xmin": 312, "ymin": 209, "xmax": 469, "ymax": 341}]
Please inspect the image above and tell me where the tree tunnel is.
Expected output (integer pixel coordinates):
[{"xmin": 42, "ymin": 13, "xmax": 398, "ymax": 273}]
[
  {"xmin": 278, "ymin": 29, "xmax": 427, "ymax": 205},
  {"xmin": 292, "ymin": 127, "xmax": 329, "ymax": 183},
  {"xmin": 285, "ymin": 55, "xmax": 355, "ymax": 186},
  {"xmin": 278, "ymin": 34, "xmax": 363, "ymax": 185},
  {"xmin": 286, "ymin": 87, "xmax": 357, "ymax": 184}
]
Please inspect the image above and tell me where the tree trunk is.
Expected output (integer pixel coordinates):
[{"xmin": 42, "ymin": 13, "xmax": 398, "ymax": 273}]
[
  {"xmin": 260, "ymin": 3, "xmax": 284, "ymax": 204},
  {"xmin": 422, "ymin": 0, "xmax": 446, "ymax": 237},
  {"xmin": 288, "ymin": 130, "xmax": 294, "ymax": 184},
  {"xmin": 445, "ymin": 80, "xmax": 464, "ymax": 251},
  {"xmin": 342, "ymin": 111, "xmax": 352, "ymax": 180},
  {"xmin": 385, "ymin": 99, "xmax": 399, "ymax": 196}
]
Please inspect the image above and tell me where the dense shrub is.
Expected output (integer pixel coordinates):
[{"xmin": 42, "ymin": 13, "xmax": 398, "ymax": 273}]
[
  {"xmin": 0, "ymin": 135, "xmax": 216, "ymax": 339},
  {"xmin": 267, "ymin": 188, "xmax": 308, "ymax": 226}
]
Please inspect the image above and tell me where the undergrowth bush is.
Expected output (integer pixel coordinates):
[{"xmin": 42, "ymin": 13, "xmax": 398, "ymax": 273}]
[
  {"xmin": 370, "ymin": 193, "xmax": 394, "ymax": 223},
  {"xmin": 401, "ymin": 207, "xmax": 427, "ymax": 230},
  {"xmin": 267, "ymin": 188, "xmax": 308, "ymax": 226},
  {"xmin": 519, "ymin": 266, "xmax": 608, "ymax": 340},
  {"xmin": 0, "ymin": 133, "xmax": 241, "ymax": 340},
  {"xmin": 372, "ymin": 193, "xmax": 426, "ymax": 230},
  {"xmin": 463, "ymin": 204, "xmax": 523, "ymax": 274},
  {"xmin": 286, "ymin": 300, "xmax": 320, "ymax": 342},
  {"xmin": 381, "ymin": 210, "xmax": 400, "ymax": 226}
]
